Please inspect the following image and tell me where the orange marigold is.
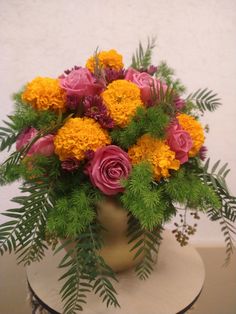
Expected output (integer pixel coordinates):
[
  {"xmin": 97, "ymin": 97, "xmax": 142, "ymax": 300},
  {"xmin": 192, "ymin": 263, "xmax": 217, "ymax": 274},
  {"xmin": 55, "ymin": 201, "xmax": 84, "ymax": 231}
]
[
  {"xmin": 101, "ymin": 80, "xmax": 143, "ymax": 127},
  {"xmin": 128, "ymin": 134, "xmax": 180, "ymax": 181},
  {"xmin": 22, "ymin": 77, "xmax": 66, "ymax": 112},
  {"xmin": 86, "ymin": 49, "xmax": 124, "ymax": 72},
  {"xmin": 177, "ymin": 114, "xmax": 205, "ymax": 157},
  {"xmin": 54, "ymin": 117, "xmax": 111, "ymax": 161}
]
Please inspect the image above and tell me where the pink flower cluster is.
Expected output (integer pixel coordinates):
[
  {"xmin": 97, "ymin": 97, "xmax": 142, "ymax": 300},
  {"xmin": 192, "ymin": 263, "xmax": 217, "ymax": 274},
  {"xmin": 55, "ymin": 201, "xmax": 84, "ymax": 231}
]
[
  {"xmin": 167, "ymin": 122, "xmax": 193, "ymax": 164},
  {"xmin": 16, "ymin": 128, "xmax": 54, "ymax": 157}
]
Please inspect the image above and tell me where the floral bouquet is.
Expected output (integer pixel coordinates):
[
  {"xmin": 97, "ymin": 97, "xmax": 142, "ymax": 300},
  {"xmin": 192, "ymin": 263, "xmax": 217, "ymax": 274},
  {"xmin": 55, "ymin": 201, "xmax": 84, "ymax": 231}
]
[{"xmin": 0, "ymin": 39, "xmax": 235, "ymax": 313}]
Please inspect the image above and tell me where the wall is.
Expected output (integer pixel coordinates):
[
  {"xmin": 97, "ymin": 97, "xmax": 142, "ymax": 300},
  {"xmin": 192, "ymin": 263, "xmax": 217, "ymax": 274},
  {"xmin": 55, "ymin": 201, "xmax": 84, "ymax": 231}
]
[{"xmin": 0, "ymin": 0, "xmax": 236, "ymax": 245}]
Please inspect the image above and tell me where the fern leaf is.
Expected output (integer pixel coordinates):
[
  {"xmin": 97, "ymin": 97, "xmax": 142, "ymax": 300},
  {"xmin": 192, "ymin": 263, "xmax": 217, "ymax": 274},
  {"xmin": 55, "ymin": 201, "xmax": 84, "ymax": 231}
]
[
  {"xmin": 201, "ymin": 159, "xmax": 236, "ymax": 263},
  {"xmin": 187, "ymin": 88, "xmax": 221, "ymax": 112},
  {"xmin": 131, "ymin": 37, "xmax": 156, "ymax": 70},
  {"xmin": 127, "ymin": 213, "xmax": 163, "ymax": 280}
]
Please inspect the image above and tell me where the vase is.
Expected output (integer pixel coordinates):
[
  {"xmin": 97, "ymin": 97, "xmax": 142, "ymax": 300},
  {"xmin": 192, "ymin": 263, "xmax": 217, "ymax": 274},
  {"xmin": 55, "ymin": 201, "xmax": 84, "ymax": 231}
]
[
  {"xmin": 62, "ymin": 198, "xmax": 144, "ymax": 273},
  {"xmin": 96, "ymin": 198, "xmax": 144, "ymax": 272}
]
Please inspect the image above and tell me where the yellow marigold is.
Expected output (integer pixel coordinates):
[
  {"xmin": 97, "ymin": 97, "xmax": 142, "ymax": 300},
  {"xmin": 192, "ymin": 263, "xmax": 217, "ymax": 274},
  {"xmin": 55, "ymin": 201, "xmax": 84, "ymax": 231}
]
[
  {"xmin": 86, "ymin": 49, "xmax": 124, "ymax": 72},
  {"xmin": 54, "ymin": 117, "xmax": 111, "ymax": 161},
  {"xmin": 128, "ymin": 134, "xmax": 180, "ymax": 181},
  {"xmin": 177, "ymin": 114, "xmax": 205, "ymax": 157},
  {"xmin": 22, "ymin": 77, "xmax": 66, "ymax": 112},
  {"xmin": 101, "ymin": 80, "xmax": 143, "ymax": 127}
]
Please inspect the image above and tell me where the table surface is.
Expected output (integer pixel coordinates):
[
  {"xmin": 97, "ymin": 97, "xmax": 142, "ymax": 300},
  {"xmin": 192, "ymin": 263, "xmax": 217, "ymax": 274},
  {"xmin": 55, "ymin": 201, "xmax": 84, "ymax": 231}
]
[{"xmin": 26, "ymin": 230, "xmax": 205, "ymax": 314}]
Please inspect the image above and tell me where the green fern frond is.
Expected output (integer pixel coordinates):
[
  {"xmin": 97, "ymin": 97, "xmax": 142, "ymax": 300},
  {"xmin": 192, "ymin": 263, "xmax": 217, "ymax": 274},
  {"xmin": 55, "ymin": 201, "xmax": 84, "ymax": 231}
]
[
  {"xmin": 201, "ymin": 159, "xmax": 236, "ymax": 264},
  {"xmin": 56, "ymin": 221, "xmax": 119, "ymax": 313},
  {"xmin": 187, "ymin": 88, "xmax": 221, "ymax": 113},
  {"xmin": 0, "ymin": 178, "xmax": 53, "ymax": 265},
  {"xmin": 0, "ymin": 117, "xmax": 18, "ymax": 152},
  {"xmin": 131, "ymin": 37, "xmax": 156, "ymax": 70},
  {"xmin": 127, "ymin": 213, "xmax": 163, "ymax": 280}
]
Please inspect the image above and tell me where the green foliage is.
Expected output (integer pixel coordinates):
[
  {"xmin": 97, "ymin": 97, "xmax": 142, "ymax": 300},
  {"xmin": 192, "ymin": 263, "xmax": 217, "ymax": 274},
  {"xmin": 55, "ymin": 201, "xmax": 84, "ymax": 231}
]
[
  {"xmin": 111, "ymin": 105, "xmax": 170, "ymax": 149},
  {"xmin": 0, "ymin": 150, "xmax": 60, "ymax": 186},
  {"xmin": 127, "ymin": 213, "xmax": 163, "ymax": 280},
  {"xmin": 46, "ymin": 184, "xmax": 101, "ymax": 238},
  {"xmin": 0, "ymin": 91, "xmax": 59, "ymax": 153},
  {"xmin": 131, "ymin": 37, "xmax": 156, "ymax": 70},
  {"xmin": 56, "ymin": 221, "xmax": 119, "ymax": 313},
  {"xmin": 0, "ymin": 117, "xmax": 18, "ymax": 151},
  {"xmin": 121, "ymin": 162, "xmax": 165, "ymax": 230},
  {"xmin": 0, "ymin": 177, "xmax": 53, "ymax": 265},
  {"xmin": 156, "ymin": 61, "xmax": 186, "ymax": 94},
  {"xmin": 164, "ymin": 166, "xmax": 221, "ymax": 210},
  {"xmin": 186, "ymin": 88, "xmax": 221, "ymax": 113},
  {"xmin": 12, "ymin": 91, "xmax": 59, "ymax": 130},
  {"xmin": 201, "ymin": 159, "xmax": 236, "ymax": 264}
]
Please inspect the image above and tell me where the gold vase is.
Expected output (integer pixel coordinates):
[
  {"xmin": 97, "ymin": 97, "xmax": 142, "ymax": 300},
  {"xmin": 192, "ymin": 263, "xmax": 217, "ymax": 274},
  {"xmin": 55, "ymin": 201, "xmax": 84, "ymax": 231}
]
[
  {"xmin": 96, "ymin": 198, "xmax": 144, "ymax": 272},
  {"xmin": 62, "ymin": 198, "xmax": 144, "ymax": 273}
]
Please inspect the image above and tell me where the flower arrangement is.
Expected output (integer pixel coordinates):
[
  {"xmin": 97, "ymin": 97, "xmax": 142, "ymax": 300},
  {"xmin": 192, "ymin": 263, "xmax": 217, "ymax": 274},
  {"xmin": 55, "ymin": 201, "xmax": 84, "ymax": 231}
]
[{"xmin": 0, "ymin": 38, "xmax": 235, "ymax": 313}]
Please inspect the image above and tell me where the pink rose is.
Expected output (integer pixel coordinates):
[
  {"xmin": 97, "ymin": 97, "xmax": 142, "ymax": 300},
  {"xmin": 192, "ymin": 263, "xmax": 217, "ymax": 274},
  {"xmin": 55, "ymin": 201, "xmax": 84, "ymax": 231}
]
[
  {"xmin": 28, "ymin": 134, "xmax": 54, "ymax": 157},
  {"xmin": 16, "ymin": 128, "xmax": 54, "ymax": 157},
  {"xmin": 16, "ymin": 127, "xmax": 38, "ymax": 151},
  {"xmin": 60, "ymin": 68, "xmax": 104, "ymax": 97},
  {"xmin": 167, "ymin": 123, "xmax": 193, "ymax": 164},
  {"xmin": 85, "ymin": 145, "xmax": 132, "ymax": 195},
  {"xmin": 125, "ymin": 67, "xmax": 167, "ymax": 105},
  {"xmin": 174, "ymin": 96, "xmax": 185, "ymax": 110}
]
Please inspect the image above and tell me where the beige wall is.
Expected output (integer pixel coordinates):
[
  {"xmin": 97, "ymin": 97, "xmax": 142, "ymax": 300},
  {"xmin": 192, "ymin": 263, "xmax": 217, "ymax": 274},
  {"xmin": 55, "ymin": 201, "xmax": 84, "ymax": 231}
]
[{"xmin": 193, "ymin": 247, "xmax": 236, "ymax": 314}]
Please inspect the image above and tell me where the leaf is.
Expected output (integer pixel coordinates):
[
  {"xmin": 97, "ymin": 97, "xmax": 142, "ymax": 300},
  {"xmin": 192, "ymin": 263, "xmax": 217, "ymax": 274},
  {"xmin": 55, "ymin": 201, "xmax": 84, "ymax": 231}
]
[
  {"xmin": 131, "ymin": 37, "xmax": 156, "ymax": 70},
  {"xmin": 187, "ymin": 88, "xmax": 221, "ymax": 113}
]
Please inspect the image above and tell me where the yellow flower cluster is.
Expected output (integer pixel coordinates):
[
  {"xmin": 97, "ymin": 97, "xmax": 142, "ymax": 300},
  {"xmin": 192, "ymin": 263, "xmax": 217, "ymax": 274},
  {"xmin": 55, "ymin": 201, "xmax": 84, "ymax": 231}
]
[
  {"xmin": 86, "ymin": 49, "xmax": 124, "ymax": 72},
  {"xmin": 128, "ymin": 134, "xmax": 180, "ymax": 181},
  {"xmin": 101, "ymin": 80, "xmax": 143, "ymax": 127},
  {"xmin": 54, "ymin": 117, "xmax": 111, "ymax": 161},
  {"xmin": 177, "ymin": 114, "xmax": 204, "ymax": 157},
  {"xmin": 22, "ymin": 77, "xmax": 66, "ymax": 112}
]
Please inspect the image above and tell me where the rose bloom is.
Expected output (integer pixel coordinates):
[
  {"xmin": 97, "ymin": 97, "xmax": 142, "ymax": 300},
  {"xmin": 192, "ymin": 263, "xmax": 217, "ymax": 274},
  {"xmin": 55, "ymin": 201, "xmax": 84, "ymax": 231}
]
[
  {"xmin": 60, "ymin": 68, "xmax": 104, "ymax": 98},
  {"xmin": 85, "ymin": 145, "xmax": 132, "ymax": 195},
  {"xmin": 167, "ymin": 123, "xmax": 193, "ymax": 164},
  {"xmin": 125, "ymin": 67, "xmax": 167, "ymax": 105},
  {"xmin": 16, "ymin": 127, "xmax": 54, "ymax": 157},
  {"xmin": 16, "ymin": 127, "xmax": 38, "ymax": 151}
]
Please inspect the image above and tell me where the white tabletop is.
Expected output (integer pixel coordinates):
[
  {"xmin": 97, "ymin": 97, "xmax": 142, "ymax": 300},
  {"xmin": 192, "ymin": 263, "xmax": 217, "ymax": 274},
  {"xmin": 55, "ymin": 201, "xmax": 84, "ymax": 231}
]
[{"xmin": 26, "ymin": 230, "xmax": 205, "ymax": 314}]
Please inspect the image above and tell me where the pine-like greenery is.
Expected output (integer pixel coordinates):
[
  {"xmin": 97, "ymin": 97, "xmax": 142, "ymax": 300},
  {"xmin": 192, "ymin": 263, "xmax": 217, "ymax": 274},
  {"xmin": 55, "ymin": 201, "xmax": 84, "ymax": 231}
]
[
  {"xmin": 12, "ymin": 91, "xmax": 59, "ymax": 130},
  {"xmin": 164, "ymin": 164, "xmax": 221, "ymax": 210},
  {"xmin": 46, "ymin": 184, "xmax": 101, "ymax": 238},
  {"xmin": 156, "ymin": 61, "xmax": 186, "ymax": 94},
  {"xmin": 121, "ymin": 162, "xmax": 165, "ymax": 230},
  {"xmin": 111, "ymin": 105, "xmax": 170, "ymax": 149}
]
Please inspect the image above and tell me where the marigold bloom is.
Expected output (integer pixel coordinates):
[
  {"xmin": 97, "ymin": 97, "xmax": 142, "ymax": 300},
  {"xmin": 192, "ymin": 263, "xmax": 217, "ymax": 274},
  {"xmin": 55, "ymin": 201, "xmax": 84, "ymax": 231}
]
[
  {"xmin": 177, "ymin": 114, "xmax": 205, "ymax": 157},
  {"xmin": 54, "ymin": 117, "xmax": 111, "ymax": 161},
  {"xmin": 86, "ymin": 49, "xmax": 124, "ymax": 72},
  {"xmin": 128, "ymin": 134, "xmax": 180, "ymax": 181},
  {"xmin": 101, "ymin": 80, "xmax": 143, "ymax": 127},
  {"xmin": 22, "ymin": 77, "xmax": 66, "ymax": 112}
]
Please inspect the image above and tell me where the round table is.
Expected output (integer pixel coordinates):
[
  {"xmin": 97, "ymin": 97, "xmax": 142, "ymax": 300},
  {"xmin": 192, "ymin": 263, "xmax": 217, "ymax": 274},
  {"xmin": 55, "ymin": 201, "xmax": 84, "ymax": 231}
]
[{"xmin": 26, "ymin": 230, "xmax": 205, "ymax": 314}]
